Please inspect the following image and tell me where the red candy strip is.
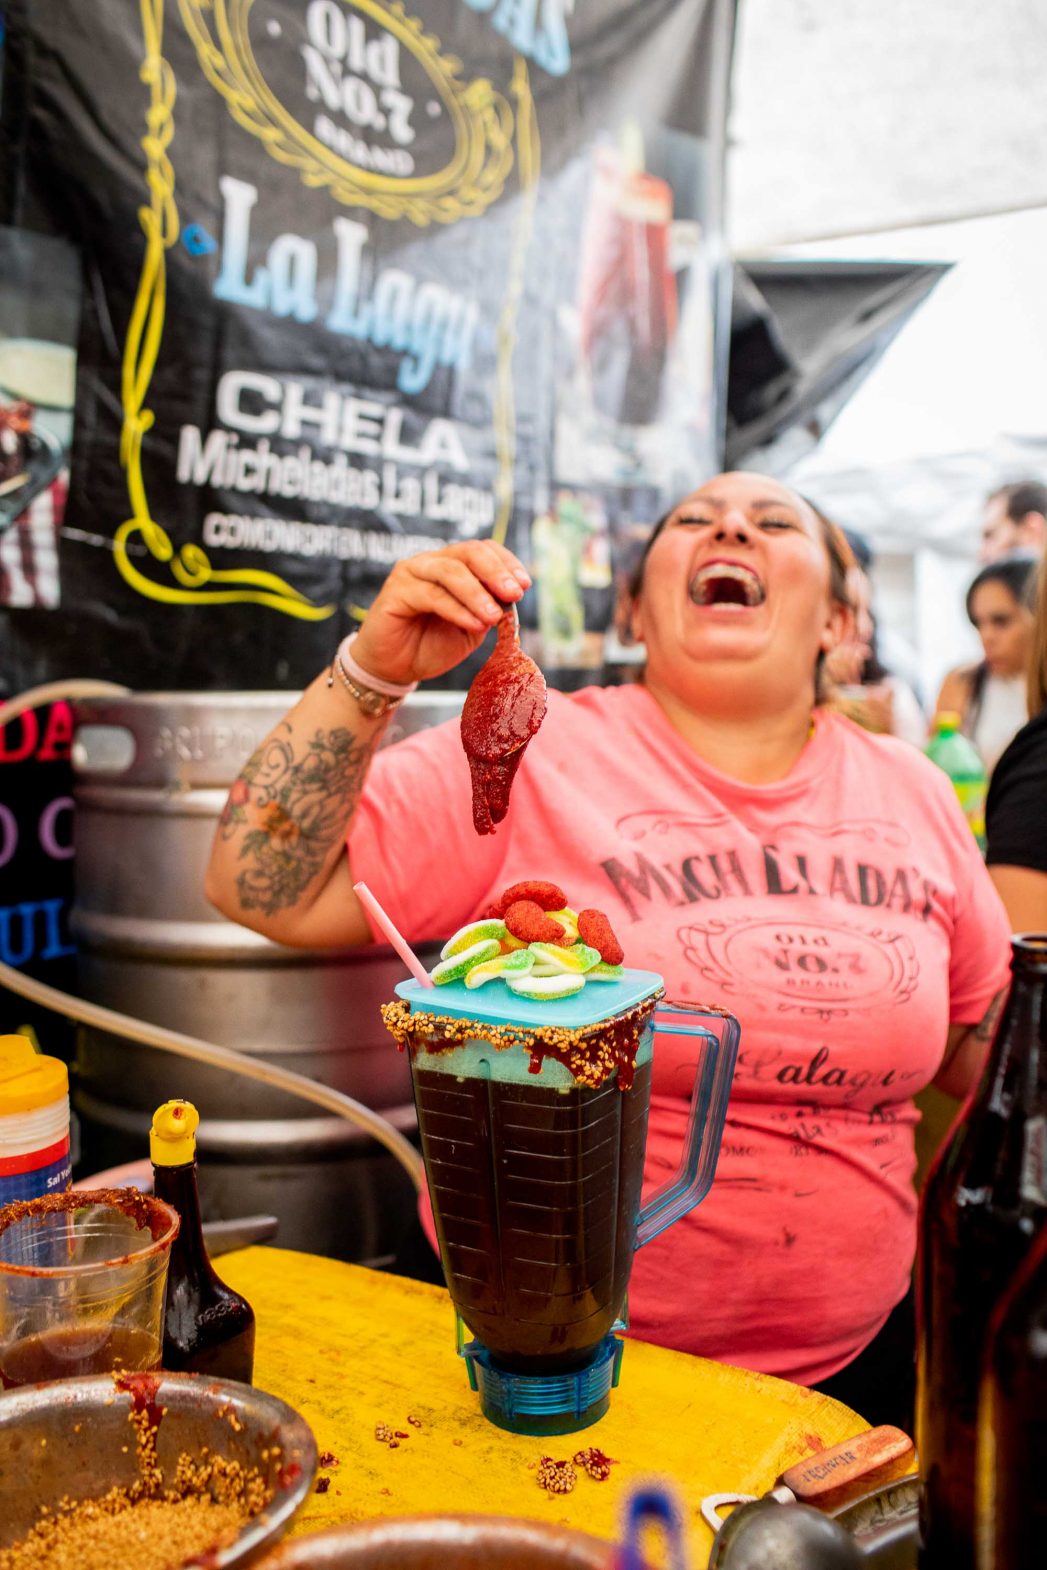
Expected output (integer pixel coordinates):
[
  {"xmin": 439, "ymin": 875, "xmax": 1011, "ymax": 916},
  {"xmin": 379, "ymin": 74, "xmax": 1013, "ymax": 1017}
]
[
  {"xmin": 577, "ymin": 909, "xmax": 624, "ymax": 966},
  {"xmin": 503, "ymin": 900, "xmax": 566, "ymax": 945},
  {"xmin": 496, "ymin": 881, "xmax": 567, "ymax": 915}
]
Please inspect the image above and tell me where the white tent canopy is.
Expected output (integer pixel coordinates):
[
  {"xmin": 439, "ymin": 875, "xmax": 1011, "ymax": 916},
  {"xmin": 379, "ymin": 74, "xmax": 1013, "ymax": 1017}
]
[
  {"xmin": 729, "ymin": 0, "xmax": 1047, "ymax": 252},
  {"xmin": 774, "ymin": 208, "xmax": 1047, "ymax": 702}
]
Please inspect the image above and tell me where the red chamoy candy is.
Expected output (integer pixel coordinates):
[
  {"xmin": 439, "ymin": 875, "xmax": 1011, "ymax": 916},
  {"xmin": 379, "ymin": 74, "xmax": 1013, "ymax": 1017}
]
[
  {"xmin": 503, "ymin": 901, "xmax": 566, "ymax": 945},
  {"xmin": 460, "ymin": 609, "xmax": 547, "ymax": 835},
  {"xmin": 495, "ymin": 880, "xmax": 567, "ymax": 915},
  {"xmin": 577, "ymin": 909, "xmax": 624, "ymax": 966}
]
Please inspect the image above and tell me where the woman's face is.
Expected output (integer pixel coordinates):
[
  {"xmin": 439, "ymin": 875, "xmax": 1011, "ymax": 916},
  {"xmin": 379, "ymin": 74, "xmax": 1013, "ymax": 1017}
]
[
  {"xmin": 970, "ymin": 580, "xmax": 1034, "ymax": 677},
  {"xmin": 630, "ymin": 472, "xmax": 846, "ymax": 707}
]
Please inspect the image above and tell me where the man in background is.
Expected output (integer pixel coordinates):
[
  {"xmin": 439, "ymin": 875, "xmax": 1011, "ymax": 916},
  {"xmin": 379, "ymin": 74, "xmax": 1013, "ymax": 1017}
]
[{"xmin": 980, "ymin": 481, "xmax": 1047, "ymax": 562}]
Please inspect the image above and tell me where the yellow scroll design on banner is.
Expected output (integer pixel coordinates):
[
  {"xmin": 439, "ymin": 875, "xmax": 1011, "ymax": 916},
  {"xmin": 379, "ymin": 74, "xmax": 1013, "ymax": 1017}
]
[
  {"xmin": 115, "ymin": 0, "xmax": 335, "ymax": 618},
  {"xmin": 491, "ymin": 56, "xmax": 539, "ymax": 546},
  {"xmin": 179, "ymin": 0, "xmax": 515, "ymax": 225}
]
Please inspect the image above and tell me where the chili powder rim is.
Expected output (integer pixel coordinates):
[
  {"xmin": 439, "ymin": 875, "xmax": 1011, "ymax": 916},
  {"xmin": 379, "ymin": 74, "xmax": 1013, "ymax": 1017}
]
[{"xmin": 0, "ymin": 1188, "xmax": 180, "ymax": 1279}]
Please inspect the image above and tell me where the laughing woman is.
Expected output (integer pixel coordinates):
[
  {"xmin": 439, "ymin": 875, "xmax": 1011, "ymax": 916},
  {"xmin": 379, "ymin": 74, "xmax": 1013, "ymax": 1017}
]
[{"xmin": 206, "ymin": 472, "xmax": 1010, "ymax": 1425}]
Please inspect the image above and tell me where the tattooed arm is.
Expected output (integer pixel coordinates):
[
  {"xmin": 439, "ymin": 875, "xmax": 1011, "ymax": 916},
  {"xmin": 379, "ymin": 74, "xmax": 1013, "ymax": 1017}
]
[
  {"xmin": 205, "ymin": 540, "xmax": 531, "ymax": 947},
  {"xmin": 933, "ymin": 988, "xmax": 1005, "ymax": 1098},
  {"xmin": 205, "ymin": 681, "xmax": 390, "ymax": 947}
]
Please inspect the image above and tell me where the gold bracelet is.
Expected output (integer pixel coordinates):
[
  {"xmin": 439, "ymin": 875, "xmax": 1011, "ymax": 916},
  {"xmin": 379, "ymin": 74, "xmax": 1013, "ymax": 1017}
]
[{"xmin": 326, "ymin": 655, "xmax": 403, "ymax": 718}]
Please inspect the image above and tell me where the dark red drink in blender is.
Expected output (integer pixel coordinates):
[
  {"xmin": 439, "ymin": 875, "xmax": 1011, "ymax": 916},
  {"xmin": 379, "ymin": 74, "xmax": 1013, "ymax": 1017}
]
[{"xmin": 383, "ymin": 968, "xmax": 737, "ymax": 1433}]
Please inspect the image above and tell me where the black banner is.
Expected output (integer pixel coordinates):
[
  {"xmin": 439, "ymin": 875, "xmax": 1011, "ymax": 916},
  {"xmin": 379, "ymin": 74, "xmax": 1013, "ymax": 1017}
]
[{"xmin": 1, "ymin": 0, "xmax": 735, "ymax": 690}]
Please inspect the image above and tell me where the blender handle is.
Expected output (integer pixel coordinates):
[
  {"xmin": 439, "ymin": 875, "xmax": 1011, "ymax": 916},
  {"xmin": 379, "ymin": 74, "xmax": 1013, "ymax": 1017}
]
[{"xmin": 634, "ymin": 1003, "xmax": 740, "ymax": 1249}]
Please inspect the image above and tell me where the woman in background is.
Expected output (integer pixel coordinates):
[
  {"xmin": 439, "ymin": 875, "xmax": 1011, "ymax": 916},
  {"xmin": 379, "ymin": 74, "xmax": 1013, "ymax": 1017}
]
[
  {"xmin": 824, "ymin": 529, "xmax": 926, "ymax": 746},
  {"xmin": 986, "ymin": 558, "xmax": 1047, "ymax": 930},
  {"xmin": 935, "ymin": 554, "xmax": 1038, "ymax": 772}
]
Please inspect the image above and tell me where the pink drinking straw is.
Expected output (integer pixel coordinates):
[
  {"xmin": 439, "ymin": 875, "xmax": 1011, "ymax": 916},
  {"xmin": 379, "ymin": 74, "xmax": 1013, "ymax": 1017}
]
[{"xmin": 353, "ymin": 881, "xmax": 434, "ymax": 988}]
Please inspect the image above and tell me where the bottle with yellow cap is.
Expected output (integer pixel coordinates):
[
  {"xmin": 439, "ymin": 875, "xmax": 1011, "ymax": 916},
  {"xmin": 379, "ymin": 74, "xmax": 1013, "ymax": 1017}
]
[
  {"xmin": 150, "ymin": 1099, "xmax": 255, "ymax": 1383},
  {"xmin": 0, "ymin": 1034, "xmax": 71, "ymax": 1209}
]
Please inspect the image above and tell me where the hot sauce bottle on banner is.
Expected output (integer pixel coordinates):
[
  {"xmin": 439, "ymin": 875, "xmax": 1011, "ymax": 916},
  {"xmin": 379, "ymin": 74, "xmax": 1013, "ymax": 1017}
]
[
  {"xmin": 916, "ymin": 935, "xmax": 1047, "ymax": 1570},
  {"xmin": 150, "ymin": 1099, "xmax": 255, "ymax": 1383}
]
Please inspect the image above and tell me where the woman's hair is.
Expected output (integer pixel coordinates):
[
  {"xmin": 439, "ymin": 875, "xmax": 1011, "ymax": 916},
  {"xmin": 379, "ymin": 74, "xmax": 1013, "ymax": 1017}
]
[
  {"xmin": 620, "ymin": 508, "xmax": 671, "ymax": 618},
  {"xmin": 808, "ymin": 505, "xmax": 858, "ymax": 702},
  {"xmin": 1029, "ymin": 559, "xmax": 1047, "ymax": 716},
  {"xmin": 964, "ymin": 553, "xmax": 1039, "ymax": 622},
  {"xmin": 619, "ymin": 488, "xmax": 854, "ymax": 704}
]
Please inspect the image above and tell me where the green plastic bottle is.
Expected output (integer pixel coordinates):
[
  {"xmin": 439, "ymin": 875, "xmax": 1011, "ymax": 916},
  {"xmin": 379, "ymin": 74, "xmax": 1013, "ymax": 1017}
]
[{"xmin": 925, "ymin": 711, "xmax": 987, "ymax": 850}]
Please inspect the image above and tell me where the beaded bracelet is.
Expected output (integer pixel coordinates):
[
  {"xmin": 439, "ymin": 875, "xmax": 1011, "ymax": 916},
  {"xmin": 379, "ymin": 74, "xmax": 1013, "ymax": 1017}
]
[{"xmin": 325, "ymin": 633, "xmax": 418, "ymax": 717}]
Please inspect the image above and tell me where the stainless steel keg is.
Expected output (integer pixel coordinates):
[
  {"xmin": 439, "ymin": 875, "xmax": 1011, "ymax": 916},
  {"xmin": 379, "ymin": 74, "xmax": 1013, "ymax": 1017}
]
[{"xmin": 70, "ymin": 691, "xmax": 462, "ymax": 1263}]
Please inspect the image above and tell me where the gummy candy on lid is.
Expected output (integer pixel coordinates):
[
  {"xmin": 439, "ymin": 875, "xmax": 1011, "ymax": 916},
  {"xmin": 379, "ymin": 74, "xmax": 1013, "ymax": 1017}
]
[{"xmin": 395, "ymin": 967, "xmax": 663, "ymax": 1028}]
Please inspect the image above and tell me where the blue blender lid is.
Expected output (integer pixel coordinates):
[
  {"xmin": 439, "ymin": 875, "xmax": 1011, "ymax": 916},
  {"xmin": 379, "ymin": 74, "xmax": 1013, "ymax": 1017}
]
[{"xmin": 395, "ymin": 966, "xmax": 663, "ymax": 1029}]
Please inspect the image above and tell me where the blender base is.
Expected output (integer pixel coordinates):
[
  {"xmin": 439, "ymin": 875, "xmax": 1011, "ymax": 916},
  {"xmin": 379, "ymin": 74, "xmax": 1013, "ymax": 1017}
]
[{"xmin": 460, "ymin": 1332, "xmax": 624, "ymax": 1437}]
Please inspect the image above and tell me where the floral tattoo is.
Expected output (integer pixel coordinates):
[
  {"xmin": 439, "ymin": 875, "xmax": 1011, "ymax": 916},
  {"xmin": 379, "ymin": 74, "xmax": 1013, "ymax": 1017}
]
[{"xmin": 220, "ymin": 724, "xmax": 378, "ymax": 915}]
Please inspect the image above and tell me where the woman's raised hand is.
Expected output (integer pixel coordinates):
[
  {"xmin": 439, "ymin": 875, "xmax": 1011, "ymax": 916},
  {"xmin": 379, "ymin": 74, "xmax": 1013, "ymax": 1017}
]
[{"xmin": 350, "ymin": 540, "xmax": 532, "ymax": 686}]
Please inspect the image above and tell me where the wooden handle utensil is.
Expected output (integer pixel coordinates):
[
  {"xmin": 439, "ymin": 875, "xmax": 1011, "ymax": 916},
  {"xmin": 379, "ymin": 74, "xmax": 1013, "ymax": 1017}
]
[
  {"xmin": 701, "ymin": 1425, "xmax": 916, "ymax": 1534},
  {"xmin": 777, "ymin": 1425, "xmax": 915, "ymax": 1507}
]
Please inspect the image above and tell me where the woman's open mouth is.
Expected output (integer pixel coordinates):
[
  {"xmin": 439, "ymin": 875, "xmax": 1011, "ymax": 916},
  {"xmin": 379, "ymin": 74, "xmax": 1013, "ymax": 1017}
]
[{"xmin": 688, "ymin": 561, "xmax": 767, "ymax": 609}]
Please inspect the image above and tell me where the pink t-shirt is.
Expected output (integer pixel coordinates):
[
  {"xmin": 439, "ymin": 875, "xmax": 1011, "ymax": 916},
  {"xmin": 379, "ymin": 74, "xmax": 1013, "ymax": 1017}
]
[{"xmin": 350, "ymin": 686, "xmax": 1011, "ymax": 1383}]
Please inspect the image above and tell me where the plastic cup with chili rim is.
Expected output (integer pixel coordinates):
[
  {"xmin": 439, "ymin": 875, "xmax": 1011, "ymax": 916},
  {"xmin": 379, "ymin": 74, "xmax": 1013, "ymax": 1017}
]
[{"xmin": 0, "ymin": 1188, "xmax": 179, "ymax": 1388}]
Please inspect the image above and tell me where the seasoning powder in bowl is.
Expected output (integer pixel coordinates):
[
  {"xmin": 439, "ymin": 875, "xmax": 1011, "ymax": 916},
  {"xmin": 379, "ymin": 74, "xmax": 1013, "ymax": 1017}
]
[{"xmin": 0, "ymin": 1374, "xmax": 275, "ymax": 1570}]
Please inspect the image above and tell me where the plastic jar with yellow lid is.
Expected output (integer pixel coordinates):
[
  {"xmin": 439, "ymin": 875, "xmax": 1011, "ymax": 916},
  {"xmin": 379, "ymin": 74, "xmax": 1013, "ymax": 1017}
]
[{"xmin": 0, "ymin": 1034, "xmax": 71, "ymax": 1207}]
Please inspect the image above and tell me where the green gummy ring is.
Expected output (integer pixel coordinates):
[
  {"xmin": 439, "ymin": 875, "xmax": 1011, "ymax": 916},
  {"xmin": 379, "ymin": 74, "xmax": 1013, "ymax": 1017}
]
[
  {"xmin": 440, "ymin": 919, "xmax": 508, "ymax": 961},
  {"xmin": 464, "ymin": 949, "xmax": 537, "ymax": 989},
  {"xmin": 587, "ymin": 962, "xmax": 625, "ymax": 981},
  {"xmin": 505, "ymin": 972, "xmax": 586, "ymax": 1000},
  {"xmin": 430, "ymin": 937, "xmax": 502, "ymax": 983}
]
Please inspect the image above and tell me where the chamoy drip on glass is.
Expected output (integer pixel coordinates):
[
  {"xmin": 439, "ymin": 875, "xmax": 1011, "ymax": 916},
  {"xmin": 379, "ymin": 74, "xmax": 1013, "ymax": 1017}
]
[{"xmin": 381, "ymin": 879, "xmax": 739, "ymax": 1435}]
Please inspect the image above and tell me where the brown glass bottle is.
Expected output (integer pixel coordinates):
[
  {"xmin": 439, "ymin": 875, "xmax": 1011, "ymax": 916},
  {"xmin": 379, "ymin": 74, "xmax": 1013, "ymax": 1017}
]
[
  {"xmin": 916, "ymin": 936, "xmax": 1047, "ymax": 1570},
  {"xmin": 976, "ymin": 1224, "xmax": 1047, "ymax": 1570},
  {"xmin": 150, "ymin": 1100, "xmax": 255, "ymax": 1384}
]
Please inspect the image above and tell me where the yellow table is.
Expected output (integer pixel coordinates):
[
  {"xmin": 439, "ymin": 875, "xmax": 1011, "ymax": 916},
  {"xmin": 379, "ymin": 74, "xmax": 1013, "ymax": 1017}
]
[{"xmin": 221, "ymin": 1247, "xmax": 864, "ymax": 1564}]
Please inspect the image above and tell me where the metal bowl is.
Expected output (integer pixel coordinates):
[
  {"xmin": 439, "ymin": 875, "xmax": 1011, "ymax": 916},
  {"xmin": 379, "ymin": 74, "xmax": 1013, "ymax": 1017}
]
[
  {"xmin": 254, "ymin": 1515, "xmax": 615, "ymax": 1569},
  {"xmin": 0, "ymin": 1371, "xmax": 317, "ymax": 1566}
]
